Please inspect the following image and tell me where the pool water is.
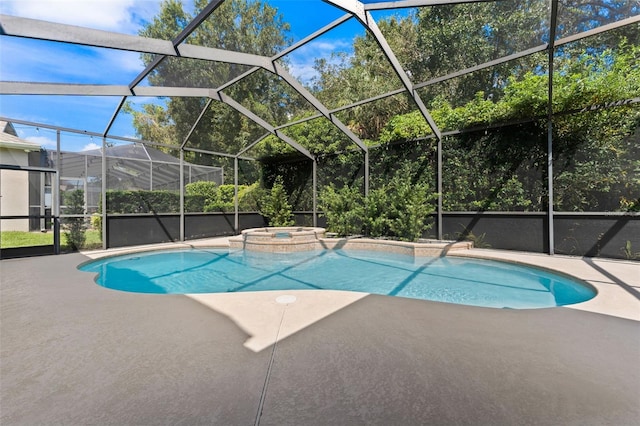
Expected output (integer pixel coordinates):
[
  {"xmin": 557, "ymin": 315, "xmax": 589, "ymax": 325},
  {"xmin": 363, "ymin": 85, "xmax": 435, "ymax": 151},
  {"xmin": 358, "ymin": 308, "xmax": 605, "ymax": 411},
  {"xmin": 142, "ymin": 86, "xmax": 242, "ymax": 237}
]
[{"xmin": 79, "ymin": 249, "xmax": 596, "ymax": 309}]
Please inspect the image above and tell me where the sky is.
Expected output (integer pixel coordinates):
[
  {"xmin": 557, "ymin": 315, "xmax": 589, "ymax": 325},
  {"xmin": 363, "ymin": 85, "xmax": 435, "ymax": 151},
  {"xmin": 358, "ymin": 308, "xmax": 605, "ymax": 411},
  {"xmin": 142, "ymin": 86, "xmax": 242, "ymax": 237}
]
[{"xmin": 0, "ymin": 0, "xmax": 403, "ymax": 152}]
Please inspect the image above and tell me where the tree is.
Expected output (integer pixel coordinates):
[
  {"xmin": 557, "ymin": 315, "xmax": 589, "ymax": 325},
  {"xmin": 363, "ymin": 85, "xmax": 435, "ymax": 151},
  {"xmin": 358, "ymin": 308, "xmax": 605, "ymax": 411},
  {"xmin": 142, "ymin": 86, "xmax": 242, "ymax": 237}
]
[
  {"xmin": 309, "ymin": 0, "xmax": 637, "ymax": 141},
  {"xmin": 128, "ymin": 0, "xmax": 638, "ymax": 216},
  {"xmin": 129, "ymin": 0, "xmax": 295, "ymax": 165},
  {"xmin": 311, "ymin": 15, "xmax": 413, "ymax": 140},
  {"xmin": 555, "ymin": 0, "xmax": 639, "ymax": 40},
  {"xmin": 411, "ymin": 1, "xmax": 548, "ymax": 102},
  {"xmin": 379, "ymin": 39, "xmax": 640, "ymax": 212},
  {"xmin": 310, "ymin": 1, "xmax": 550, "ymax": 140}
]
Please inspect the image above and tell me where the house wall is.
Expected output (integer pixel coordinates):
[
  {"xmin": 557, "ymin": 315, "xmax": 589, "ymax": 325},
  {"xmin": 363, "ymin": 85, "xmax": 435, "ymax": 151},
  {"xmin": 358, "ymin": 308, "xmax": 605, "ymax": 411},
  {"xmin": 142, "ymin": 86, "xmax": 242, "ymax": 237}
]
[
  {"xmin": 0, "ymin": 146, "xmax": 30, "ymax": 167},
  {"xmin": 0, "ymin": 169, "xmax": 30, "ymax": 231},
  {"xmin": 0, "ymin": 147, "xmax": 31, "ymax": 232}
]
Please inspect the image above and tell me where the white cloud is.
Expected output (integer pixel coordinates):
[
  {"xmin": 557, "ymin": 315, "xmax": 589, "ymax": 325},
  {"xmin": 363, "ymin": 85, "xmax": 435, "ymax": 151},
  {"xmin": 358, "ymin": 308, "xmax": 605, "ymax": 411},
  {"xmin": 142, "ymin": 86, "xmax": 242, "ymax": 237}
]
[
  {"xmin": 82, "ymin": 142, "xmax": 101, "ymax": 151},
  {"xmin": 288, "ymin": 63, "xmax": 320, "ymax": 84},
  {"xmin": 0, "ymin": 1, "xmax": 152, "ymax": 85},
  {"xmin": 299, "ymin": 40, "xmax": 353, "ymax": 53},
  {"xmin": 0, "ymin": 0, "xmax": 163, "ymax": 34},
  {"xmin": 285, "ymin": 38, "xmax": 353, "ymax": 84},
  {"xmin": 25, "ymin": 135, "xmax": 56, "ymax": 149},
  {"xmin": 0, "ymin": 37, "xmax": 143, "ymax": 83},
  {"xmin": 123, "ymin": 97, "xmax": 170, "ymax": 113},
  {"xmin": 101, "ymin": 48, "xmax": 146, "ymax": 74}
]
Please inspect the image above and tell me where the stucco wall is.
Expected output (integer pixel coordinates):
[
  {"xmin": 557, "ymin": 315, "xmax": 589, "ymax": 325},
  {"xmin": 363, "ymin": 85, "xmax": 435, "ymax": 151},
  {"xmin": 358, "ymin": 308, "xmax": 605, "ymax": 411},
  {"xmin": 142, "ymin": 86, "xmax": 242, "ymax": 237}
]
[
  {"xmin": 0, "ymin": 169, "xmax": 30, "ymax": 231},
  {"xmin": 0, "ymin": 146, "xmax": 30, "ymax": 167}
]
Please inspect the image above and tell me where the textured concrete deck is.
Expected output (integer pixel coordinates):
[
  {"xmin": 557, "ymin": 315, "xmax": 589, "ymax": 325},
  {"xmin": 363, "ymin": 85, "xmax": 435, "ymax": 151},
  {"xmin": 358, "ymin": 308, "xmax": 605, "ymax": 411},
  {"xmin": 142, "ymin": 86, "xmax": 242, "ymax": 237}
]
[{"xmin": 1, "ymin": 241, "xmax": 639, "ymax": 425}]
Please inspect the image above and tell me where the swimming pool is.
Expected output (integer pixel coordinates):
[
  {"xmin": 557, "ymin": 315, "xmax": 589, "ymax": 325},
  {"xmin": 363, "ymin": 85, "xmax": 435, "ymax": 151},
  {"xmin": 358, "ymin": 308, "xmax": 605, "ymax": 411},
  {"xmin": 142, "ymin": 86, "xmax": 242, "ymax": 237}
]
[{"xmin": 79, "ymin": 248, "xmax": 596, "ymax": 309}]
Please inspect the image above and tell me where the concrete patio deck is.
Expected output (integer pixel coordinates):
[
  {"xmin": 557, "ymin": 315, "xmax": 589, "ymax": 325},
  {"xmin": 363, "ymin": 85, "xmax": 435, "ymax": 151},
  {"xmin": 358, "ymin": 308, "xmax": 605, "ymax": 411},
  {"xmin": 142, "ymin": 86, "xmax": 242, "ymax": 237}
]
[{"xmin": 1, "ymin": 240, "xmax": 639, "ymax": 425}]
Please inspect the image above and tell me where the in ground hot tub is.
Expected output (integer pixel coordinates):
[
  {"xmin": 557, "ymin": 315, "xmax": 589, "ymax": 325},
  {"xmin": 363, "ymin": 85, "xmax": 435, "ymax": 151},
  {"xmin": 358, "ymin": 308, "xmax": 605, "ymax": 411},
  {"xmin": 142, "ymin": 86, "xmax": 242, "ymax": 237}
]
[
  {"xmin": 229, "ymin": 227, "xmax": 326, "ymax": 252},
  {"xmin": 230, "ymin": 227, "xmax": 473, "ymax": 255}
]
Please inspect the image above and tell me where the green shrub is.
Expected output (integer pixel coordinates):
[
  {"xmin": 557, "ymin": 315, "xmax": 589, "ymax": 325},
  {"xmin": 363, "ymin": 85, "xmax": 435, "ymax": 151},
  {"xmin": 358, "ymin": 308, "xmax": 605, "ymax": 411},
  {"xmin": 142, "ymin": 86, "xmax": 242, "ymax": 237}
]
[
  {"xmin": 106, "ymin": 190, "xmax": 180, "ymax": 213},
  {"xmin": 185, "ymin": 181, "xmax": 217, "ymax": 200},
  {"xmin": 362, "ymin": 187, "xmax": 389, "ymax": 237},
  {"xmin": 184, "ymin": 195, "xmax": 206, "ymax": 212},
  {"xmin": 319, "ymin": 184, "xmax": 363, "ymax": 237},
  {"xmin": 385, "ymin": 172, "xmax": 437, "ymax": 242},
  {"xmin": 238, "ymin": 182, "xmax": 265, "ymax": 211},
  {"xmin": 90, "ymin": 213, "xmax": 102, "ymax": 241},
  {"xmin": 204, "ymin": 184, "xmax": 235, "ymax": 212},
  {"xmin": 319, "ymin": 168, "xmax": 437, "ymax": 241},
  {"xmin": 105, "ymin": 183, "xmax": 266, "ymax": 215},
  {"xmin": 140, "ymin": 190, "xmax": 180, "ymax": 213},
  {"xmin": 185, "ymin": 181, "xmax": 217, "ymax": 212},
  {"xmin": 63, "ymin": 190, "xmax": 86, "ymax": 250},
  {"xmin": 90, "ymin": 213, "xmax": 101, "ymax": 229},
  {"xmin": 260, "ymin": 176, "xmax": 294, "ymax": 227}
]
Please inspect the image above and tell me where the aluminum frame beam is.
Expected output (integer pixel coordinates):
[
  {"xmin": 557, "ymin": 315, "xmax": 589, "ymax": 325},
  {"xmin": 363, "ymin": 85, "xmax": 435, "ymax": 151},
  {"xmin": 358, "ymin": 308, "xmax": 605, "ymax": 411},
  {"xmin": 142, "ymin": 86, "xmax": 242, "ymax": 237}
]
[
  {"xmin": 181, "ymin": 99, "xmax": 213, "ymax": 150},
  {"xmin": 555, "ymin": 14, "xmax": 640, "ymax": 47},
  {"xmin": 0, "ymin": 82, "xmax": 130, "ymax": 96},
  {"xmin": 365, "ymin": 10, "xmax": 442, "ymax": 139},
  {"xmin": 275, "ymin": 13, "xmax": 353, "ymax": 60},
  {"xmin": 0, "ymin": 14, "xmax": 176, "ymax": 54},
  {"xmin": 0, "ymin": 116, "xmax": 187, "ymax": 152},
  {"xmin": 100, "ymin": 136, "xmax": 107, "ymax": 249},
  {"xmin": 0, "ymin": 82, "xmax": 213, "ymax": 98},
  {"xmin": 184, "ymin": 146, "xmax": 253, "ymax": 161},
  {"xmin": 179, "ymin": 150, "xmax": 185, "ymax": 241},
  {"xmin": 414, "ymin": 45, "xmax": 549, "ymax": 90},
  {"xmin": 546, "ymin": 0, "xmax": 559, "ymax": 255},
  {"xmin": 213, "ymin": 92, "xmax": 314, "ymax": 160},
  {"xmin": 322, "ymin": 1, "xmax": 441, "ymax": 139},
  {"xmin": 272, "ymin": 62, "xmax": 368, "ymax": 152},
  {"xmin": 216, "ymin": 14, "xmax": 352, "ymax": 93},
  {"xmin": 236, "ymin": 133, "xmax": 271, "ymax": 158},
  {"xmin": 362, "ymin": 0, "xmax": 495, "ymax": 10},
  {"xmin": 273, "ymin": 13, "xmax": 640, "ymax": 132},
  {"xmin": 234, "ymin": 157, "xmax": 239, "ymax": 232},
  {"xmin": 128, "ymin": 0, "xmax": 226, "ymax": 89},
  {"xmin": 0, "ymin": 12, "xmax": 367, "ymax": 156},
  {"xmin": 0, "ymin": 13, "xmax": 268, "ymax": 68},
  {"xmin": 324, "ymin": 0, "xmax": 367, "ymax": 24},
  {"xmin": 103, "ymin": 96, "xmax": 128, "ymax": 137}
]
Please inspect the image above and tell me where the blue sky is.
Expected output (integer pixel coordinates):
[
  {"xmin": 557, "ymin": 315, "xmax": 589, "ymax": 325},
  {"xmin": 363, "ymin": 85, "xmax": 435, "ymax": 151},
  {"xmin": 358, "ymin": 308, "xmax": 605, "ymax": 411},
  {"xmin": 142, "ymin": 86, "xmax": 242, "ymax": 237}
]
[{"xmin": 0, "ymin": 0, "xmax": 402, "ymax": 151}]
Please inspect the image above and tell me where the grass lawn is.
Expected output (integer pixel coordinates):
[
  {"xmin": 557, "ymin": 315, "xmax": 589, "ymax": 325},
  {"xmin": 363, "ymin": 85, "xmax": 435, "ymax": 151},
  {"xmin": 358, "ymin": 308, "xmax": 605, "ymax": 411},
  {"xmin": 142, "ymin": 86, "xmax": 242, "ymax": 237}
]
[
  {"xmin": 1, "ymin": 230, "xmax": 102, "ymax": 250},
  {"xmin": 1, "ymin": 230, "xmax": 53, "ymax": 247}
]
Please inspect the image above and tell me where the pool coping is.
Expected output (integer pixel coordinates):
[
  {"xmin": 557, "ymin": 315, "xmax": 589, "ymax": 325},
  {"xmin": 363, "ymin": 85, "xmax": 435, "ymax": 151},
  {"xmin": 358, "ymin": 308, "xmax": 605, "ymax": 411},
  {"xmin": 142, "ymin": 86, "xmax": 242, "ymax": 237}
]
[
  {"xmin": 449, "ymin": 248, "xmax": 640, "ymax": 321},
  {"xmin": 79, "ymin": 237, "xmax": 640, "ymax": 321}
]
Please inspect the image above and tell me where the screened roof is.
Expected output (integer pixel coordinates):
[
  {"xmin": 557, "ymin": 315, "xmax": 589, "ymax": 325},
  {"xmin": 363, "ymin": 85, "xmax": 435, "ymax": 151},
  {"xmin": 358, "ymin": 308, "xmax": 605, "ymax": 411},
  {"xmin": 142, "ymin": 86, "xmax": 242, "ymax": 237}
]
[
  {"xmin": 47, "ymin": 143, "xmax": 223, "ymax": 193},
  {"xmin": 0, "ymin": 0, "xmax": 638, "ymax": 160}
]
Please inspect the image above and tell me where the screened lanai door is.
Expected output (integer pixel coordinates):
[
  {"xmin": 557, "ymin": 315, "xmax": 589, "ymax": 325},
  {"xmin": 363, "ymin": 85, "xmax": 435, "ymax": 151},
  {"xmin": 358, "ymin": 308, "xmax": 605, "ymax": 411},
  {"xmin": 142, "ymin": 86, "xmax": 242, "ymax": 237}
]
[{"xmin": 0, "ymin": 166, "xmax": 59, "ymax": 258}]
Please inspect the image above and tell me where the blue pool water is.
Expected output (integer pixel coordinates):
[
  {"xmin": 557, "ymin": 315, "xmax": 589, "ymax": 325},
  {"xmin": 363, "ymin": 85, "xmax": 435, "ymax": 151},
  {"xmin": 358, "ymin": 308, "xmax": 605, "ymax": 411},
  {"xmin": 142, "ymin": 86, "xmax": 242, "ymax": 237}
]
[{"xmin": 79, "ymin": 249, "xmax": 596, "ymax": 309}]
